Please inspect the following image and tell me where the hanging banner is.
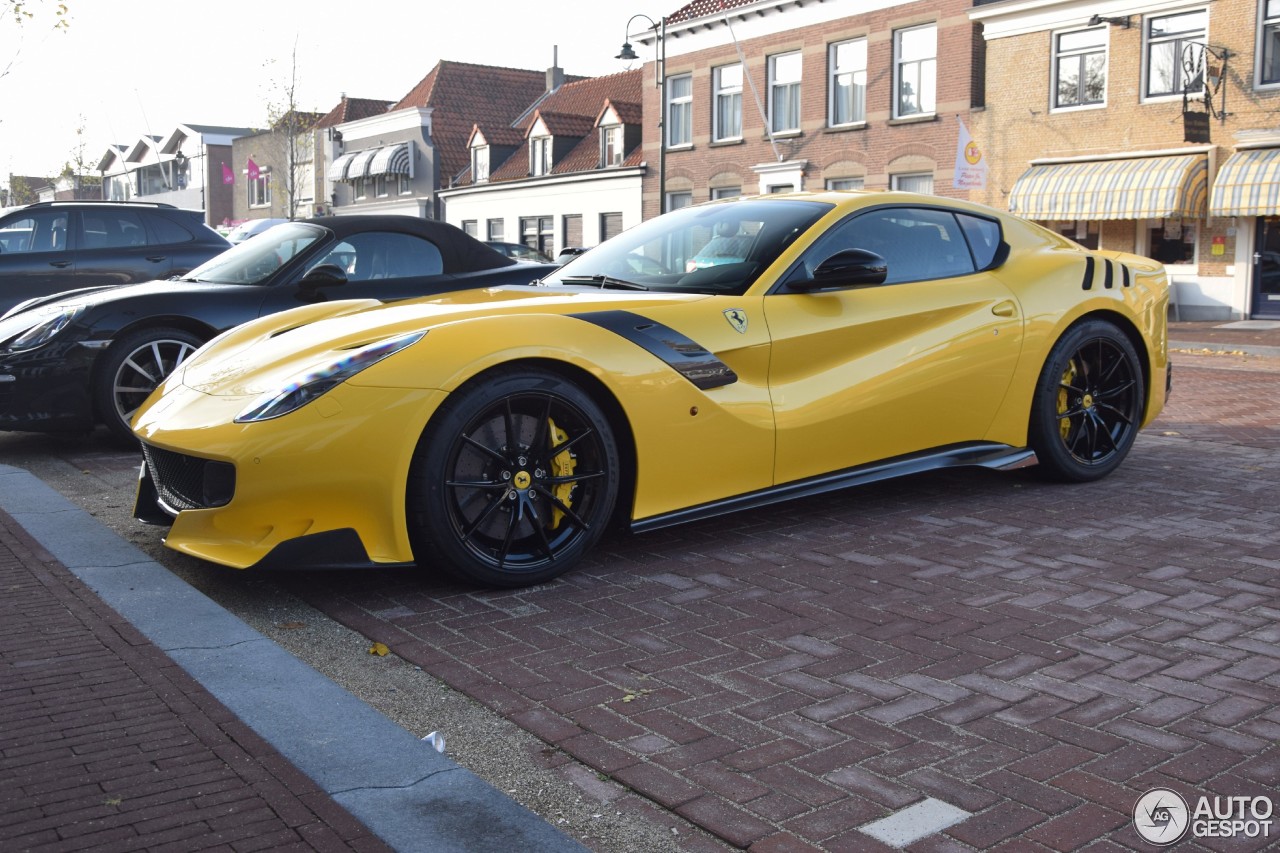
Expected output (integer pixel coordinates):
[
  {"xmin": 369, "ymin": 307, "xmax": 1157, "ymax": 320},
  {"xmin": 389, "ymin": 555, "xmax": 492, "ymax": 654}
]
[{"xmin": 953, "ymin": 118, "xmax": 988, "ymax": 191}]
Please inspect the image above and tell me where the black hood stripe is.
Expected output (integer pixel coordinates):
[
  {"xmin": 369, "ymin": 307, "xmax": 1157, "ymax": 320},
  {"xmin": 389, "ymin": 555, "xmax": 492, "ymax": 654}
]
[{"xmin": 570, "ymin": 310, "xmax": 738, "ymax": 390}]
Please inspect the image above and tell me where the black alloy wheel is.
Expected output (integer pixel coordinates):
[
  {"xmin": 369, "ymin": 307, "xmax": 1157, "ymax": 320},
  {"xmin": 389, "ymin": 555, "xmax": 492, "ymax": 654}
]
[
  {"xmin": 409, "ymin": 368, "xmax": 620, "ymax": 587},
  {"xmin": 1029, "ymin": 318, "xmax": 1145, "ymax": 482},
  {"xmin": 94, "ymin": 327, "xmax": 204, "ymax": 445}
]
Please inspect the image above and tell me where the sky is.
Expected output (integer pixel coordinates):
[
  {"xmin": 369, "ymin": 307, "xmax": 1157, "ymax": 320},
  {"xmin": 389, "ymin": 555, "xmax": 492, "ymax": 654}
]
[{"xmin": 0, "ymin": 0, "xmax": 648, "ymax": 179}]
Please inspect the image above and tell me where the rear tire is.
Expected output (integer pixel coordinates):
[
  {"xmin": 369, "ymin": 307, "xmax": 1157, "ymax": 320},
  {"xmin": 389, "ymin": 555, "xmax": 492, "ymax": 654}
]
[
  {"xmin": 408, "ymin": 368, "xmax": 620, "ymax": 588},
  {"xmin": 1028, "ymin": 319, "xmax": 1144, "ymax": 482}
]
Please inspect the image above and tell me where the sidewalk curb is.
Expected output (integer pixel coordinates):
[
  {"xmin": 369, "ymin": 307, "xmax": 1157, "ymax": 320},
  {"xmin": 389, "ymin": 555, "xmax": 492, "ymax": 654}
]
[{"xmin": 0, "ymin": 464, "xmax": 587, "ymax": 853}]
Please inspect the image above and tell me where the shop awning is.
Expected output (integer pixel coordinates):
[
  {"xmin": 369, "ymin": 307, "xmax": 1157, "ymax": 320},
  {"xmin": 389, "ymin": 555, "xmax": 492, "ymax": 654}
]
[
  {"xmin": 1210, "ymin": 148, "xmax": 1280, "ymax": 216},
  {"xmin": 1009, "ymin": 154, "xmax": 1207, "ymax": 221},
  {"xmin": 344, "ymin": 148, "xmax": 378, "ymax": 180},
  {"xmin": 369, "ymin": 143, "xmax": 411, "ymax": 176},
  {"xmin": 326, "ymin": 152, "xmax": 355, "ymax": 181}
]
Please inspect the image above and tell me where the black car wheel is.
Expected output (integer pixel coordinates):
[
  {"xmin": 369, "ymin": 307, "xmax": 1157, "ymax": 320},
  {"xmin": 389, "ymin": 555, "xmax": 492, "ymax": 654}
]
[
  {"xmin": 408, "ymin": 368, "xmax": 620, "ymax": 587},
  {"xmin": 95, "ymin": 327, "xmax": 204, "ymax": 445},
  {"xmin": 1028, "ymin": 318, "xmax": 1145, "ymax": 482}
]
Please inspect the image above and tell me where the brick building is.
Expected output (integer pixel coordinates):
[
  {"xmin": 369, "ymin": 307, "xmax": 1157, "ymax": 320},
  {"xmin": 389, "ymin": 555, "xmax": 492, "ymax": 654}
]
[
  {"xmin": 629, "ymin": 0, "xmax": 983, "ymax": 218},
  {"xmin": 970, "ymin": 0, "xmax": 1280, "ymax": 320}
]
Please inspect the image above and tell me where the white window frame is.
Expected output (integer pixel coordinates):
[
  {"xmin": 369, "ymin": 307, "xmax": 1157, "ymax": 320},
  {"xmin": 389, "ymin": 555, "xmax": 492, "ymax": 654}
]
[
  {"xmin": 710, "ymin": 186, "xmax": 741, "ymax": 199},
  {"xmin": 891, "ymin": 172, "xmax": 934, "ymax": 194},
  {"xmin": 1143, "ymin": 9, "xmax": 1208, "ymax": 101},
  {"xmin": 531, "ymin": 136, "xmax": 553, "ymax": 176},
  {"xmin": 665, "ymin": 191, "xmax": 693, "ymax": 212},
  {"xmin": 826, "ymin": 177, "xmax": 864, "ymax": 191},
  {"xmin": 249, "ymin": 173, "xmax": 272, "ymax": 208},
  {"xmin": 829, "ymin": 38, "xmax": 867, "ymax": 127},
  {"xmin": 487, "ymin": 219, "xmax": 504, "ymax": 242},
  {"xmin": 1052, "ymin": 26, "xmax": 1108, "ymax": 111},
  {"xmin": 893, "ymin": 24, "xmax": 937, "ymax": 119},
  {"xmin": 601, "ymin": 124, "xmax": 625, "ymax": 167},
  {"xmin": 768, "ymin": 52, "xmax": 802, "ymax": 134},
  {"xmin": 666, "ymin": 73, "xmax": 693, "ymax": 148},
  {"xmin": 472, "ymin": 145, "xmax": 489, "ymax": 182},
  {"xmin": 398, "ymin": 173, "xmax": 411, "ymax": 195},
  {"xmin": 1260, "ymin": 0, "xmax": 1280, "ymax": 88},
  {"xmin": 713, "ymin": 64, "xmax": 743, "ymax": 142}
]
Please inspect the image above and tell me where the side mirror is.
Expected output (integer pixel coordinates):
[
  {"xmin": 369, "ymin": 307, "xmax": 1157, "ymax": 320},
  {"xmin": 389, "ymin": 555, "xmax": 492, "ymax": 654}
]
[
  {"xmin": 299, "ymin": 263, "xmax": 348, "ymax": 288},
  {"xmin": 790, "ymin": 248, "xmax": 888, "ymax": 292}
]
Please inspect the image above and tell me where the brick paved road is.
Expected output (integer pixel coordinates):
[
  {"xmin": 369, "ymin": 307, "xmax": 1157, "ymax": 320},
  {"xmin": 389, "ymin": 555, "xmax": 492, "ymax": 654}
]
[{"xmin": 273, "ymin": 353, "xmax": 1280, "ymax": 851}]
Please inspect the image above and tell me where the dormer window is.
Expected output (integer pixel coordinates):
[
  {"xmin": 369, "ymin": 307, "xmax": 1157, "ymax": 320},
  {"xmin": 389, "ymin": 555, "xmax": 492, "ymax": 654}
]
[
  {"xmin": 531, "ymin": 136, "xmax": 552, "ymax": 176},
  {"xmin": 472, "ymin": 145, "xmax": 490, "ymax": 182},
  {"xmin": 601, "ymin": 125, "xmax": 624, "ymax": 167}
]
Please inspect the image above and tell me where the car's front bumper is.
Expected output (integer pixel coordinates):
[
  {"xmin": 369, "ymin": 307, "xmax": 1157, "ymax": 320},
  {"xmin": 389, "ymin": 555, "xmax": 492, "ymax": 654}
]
[
  {"xmin": 132, "ymin": 380, "xmax": 447, "ymax": 570},
  {"xmin": 0, "ymin": 342, "xmax": 100, "ymax": 432}
]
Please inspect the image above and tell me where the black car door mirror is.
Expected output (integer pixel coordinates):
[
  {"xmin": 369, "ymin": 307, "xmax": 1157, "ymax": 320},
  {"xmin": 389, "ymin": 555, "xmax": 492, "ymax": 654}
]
[
  {"xmin": 299, "ymin": 263, "xmax": 349, "ymax": 288},
  {"xmin": 790, "ymin": 248, "xmax": 888, "ymax": 292}
]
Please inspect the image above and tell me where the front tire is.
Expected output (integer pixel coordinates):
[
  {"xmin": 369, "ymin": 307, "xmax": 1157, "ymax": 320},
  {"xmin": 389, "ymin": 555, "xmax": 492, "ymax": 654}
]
[
  {"xmin": 408, "ymin": 368, "xmax": 620, "ymax": 588},
  {"xmin": 1028, "ymin": 319, "xmax": 1144, "ymax": 482},
  {"xmin": 94, "ymin": 327, "xmax": 203, "ymax": 445}
]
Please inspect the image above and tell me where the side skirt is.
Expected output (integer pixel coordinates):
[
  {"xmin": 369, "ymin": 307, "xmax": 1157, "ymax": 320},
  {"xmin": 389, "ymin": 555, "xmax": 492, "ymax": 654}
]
[{"xmin": 631, "ymin": 442, "xmax": 1038, "ymax": 534}]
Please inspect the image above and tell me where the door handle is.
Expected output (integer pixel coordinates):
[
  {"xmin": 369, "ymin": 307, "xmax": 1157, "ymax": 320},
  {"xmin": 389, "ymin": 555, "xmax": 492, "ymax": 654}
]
[
  {"xmin": 48, "ymin": 260, "xmax": 72, "ymax": 268},
  {"xmin": 992, "ymin": 300, "xmax": 1017, "ymax": 317},
  {"xmin": 145, "ymin": 255, "xmax": 168, "ymax": 263}
]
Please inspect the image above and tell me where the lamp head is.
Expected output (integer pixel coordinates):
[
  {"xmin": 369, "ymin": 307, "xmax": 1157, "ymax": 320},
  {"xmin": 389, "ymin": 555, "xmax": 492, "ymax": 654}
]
[{"xmin": 616, "ymin": 42, "xmax": 639, "ymax": 61}]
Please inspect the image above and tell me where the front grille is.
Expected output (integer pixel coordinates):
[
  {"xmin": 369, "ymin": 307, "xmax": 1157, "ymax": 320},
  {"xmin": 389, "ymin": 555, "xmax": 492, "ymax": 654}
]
[{"xmin": 142, "ymin": 443, "xmax": 235, "ymax": 511}]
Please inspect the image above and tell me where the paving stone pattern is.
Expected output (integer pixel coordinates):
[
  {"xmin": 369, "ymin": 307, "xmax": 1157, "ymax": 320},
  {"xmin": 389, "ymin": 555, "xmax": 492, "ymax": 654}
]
[
  {"xmin": 0, "ymin": 516, "xmax": 391, "ymax": 853},
  {"xmin": 280, "ymin": 356, "xmax": 1280, "ymax": 852}
]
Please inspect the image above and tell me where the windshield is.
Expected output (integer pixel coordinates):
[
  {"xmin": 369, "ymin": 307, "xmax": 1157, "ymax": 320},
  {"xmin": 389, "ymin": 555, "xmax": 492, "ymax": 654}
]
[
  {"xmin": 542, "ymin": 199, "xmax": 831, "ymax": 295},
  {"xmin": 183, "ymin": 222, "xmax": 325, "ymax": 285}
]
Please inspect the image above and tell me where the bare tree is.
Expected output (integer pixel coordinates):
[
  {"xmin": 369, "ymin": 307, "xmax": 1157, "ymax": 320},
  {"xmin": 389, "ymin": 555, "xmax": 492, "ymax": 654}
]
[
  {"xmin": 58, "ymin": 117, "xmax": 101, "ymax": 199},
  {"xmin": 260, "ymin": 39, "xmax": 320, "ymax": 220},
  {"xmin": 2, "ymin": 1, "xmax": 69, "ymax": 82}
]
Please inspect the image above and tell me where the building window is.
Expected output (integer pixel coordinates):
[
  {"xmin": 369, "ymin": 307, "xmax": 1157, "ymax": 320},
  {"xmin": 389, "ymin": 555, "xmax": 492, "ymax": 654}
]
[
  {"xmin": 1054, "ymin": 27, "xmax": 1107, "ymax": 108},
  {"xmin": 601, "ymin": 124, "xmax": 625, "ymax": 167},
  {"xmin": 353, "ymin": 177, "xmax": 367, "ymax": 200},
  {"xmin": 462, "ymin": 220, "xmax": 478, "ymax": 237},
  {"xmin": 531, "ymin": 137, "xmax": 552, "ymax": 176},
  {"xmin": 375, "ymin": 175, "xmax": 388, "ymax": 198},
  {"xmin": 249, "ymin": 174, "xmax": 271, "ymax": 207},
  {"xmin": 398, "ymin": 173, "xmax": 411, "ymax": 194},
  {"xmin": 487, "ymin": 219, "xmax": 504, "ymax": 242},
  {"xmin": 711, "ymin": 186, "xmax": 741, "ymax": 199},
  {"xmin": 601, "ymin": 212, "xmax": 624, "ymax": 241},
  {"xmin": 1263, "ymin": 0, "xmax": 1280, "ymax": 85},
  {"xmin": 667, "ymin": 73, "xmax": 692, "ymax": 148},
  {"xmin": 713, "ymin": 64, "xmax": 743, "ymax": 141},
  {"xmin": 829, "ymin": 39, "xmax": 867, "ymax": 126},
  {"xmin": 1148, "ymin": 220, "xmax": 1198, "ymax": 264},
  {"xmin": 666, "ymin": 191, "xmax": 693, "ymax": 212},
  {"xmin": 472, "ymin": 146, "xmax": 490, "ymax": 182},
  {"xmin": 521, "ymin": 216, "xmax": 554, "ymax": 256},
  {"xmin": 894, "ymin": 24, "xmax": 937, "ymax": 118},
  {"xmin": 769, "ymin": 52, "xmax": 802, "ymax": 133},
  {"xmin": 891, "ymin": 173, "xmax": 934, "ymax": 194},
  {"xmin": 1145, "ymin": 10, "xmax": 1206, "ymax": 99},
  {"xmin": 826, "ymin": 178, "xmax": 864, "ymax": 191}
]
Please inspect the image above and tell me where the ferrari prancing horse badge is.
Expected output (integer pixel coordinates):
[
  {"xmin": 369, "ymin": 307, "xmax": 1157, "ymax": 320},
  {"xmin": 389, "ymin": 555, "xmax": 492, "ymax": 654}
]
[{"xmin": 724, "ymin": 308, "xmax": 748, "ymax": 334}]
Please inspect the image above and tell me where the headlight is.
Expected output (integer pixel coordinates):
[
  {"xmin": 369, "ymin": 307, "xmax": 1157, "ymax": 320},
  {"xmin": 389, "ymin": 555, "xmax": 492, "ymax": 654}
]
[
  {"xmin": 234, "ymin": 330, "xmax": 426, "ymax": 423},
  {"xmin": 2, "ymin": 305, "xmax": 85, "ymax": 351}
]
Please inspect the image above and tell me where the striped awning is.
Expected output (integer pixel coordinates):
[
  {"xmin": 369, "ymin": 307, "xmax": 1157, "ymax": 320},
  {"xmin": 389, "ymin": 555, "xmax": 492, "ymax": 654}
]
[
  {"xmin": 1009, "ymin": 154, "xmax": 1207, "ymax": 221},
  {"xmin": 344, "ymin": 148, "xmax": 378, "ymax": 180},
  {"xmin": 326, "ymin": 152, "xmax": 355, "ymax": 181},
  {"xmin": 369, "ymin": 143, "xmax": 411, "ymax": 176},
  {"xmin": 1210, "ymin": 148, "xmax": 1280, "ymax": 216}
]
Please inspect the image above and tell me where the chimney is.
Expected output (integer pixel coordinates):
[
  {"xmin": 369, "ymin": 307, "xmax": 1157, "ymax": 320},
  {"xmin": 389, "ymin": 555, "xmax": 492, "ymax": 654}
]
[{"xmin": 547, "ymin": 45, "xmax": 565, "ymax": 92}]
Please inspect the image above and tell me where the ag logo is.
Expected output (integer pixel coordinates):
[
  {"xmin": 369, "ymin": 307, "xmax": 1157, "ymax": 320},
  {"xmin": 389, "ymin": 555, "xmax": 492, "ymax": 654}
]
[
  {"xmin": 723, "ymin": 308, "xmax": 748, "ymax": 334},
  {"xmin": 1134, "ymin": 789, "xmax": 1189, "ymax": 845}
]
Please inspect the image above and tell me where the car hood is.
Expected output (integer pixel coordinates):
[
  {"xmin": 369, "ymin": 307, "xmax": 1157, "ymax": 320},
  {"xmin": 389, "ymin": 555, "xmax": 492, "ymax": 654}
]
[
  {"xmin": 1, "ymin": 277, "xmax": 235, "ymax": 321},
  {"xmin": 178, "ymin": 285, "xmax": 710, "ymax": 397}
]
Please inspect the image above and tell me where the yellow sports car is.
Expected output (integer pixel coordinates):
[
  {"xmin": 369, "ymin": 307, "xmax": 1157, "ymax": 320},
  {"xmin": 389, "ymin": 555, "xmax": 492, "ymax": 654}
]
[{"xmin": 133, "ymin": 192, "xmax": 1169, "ymax": 587}]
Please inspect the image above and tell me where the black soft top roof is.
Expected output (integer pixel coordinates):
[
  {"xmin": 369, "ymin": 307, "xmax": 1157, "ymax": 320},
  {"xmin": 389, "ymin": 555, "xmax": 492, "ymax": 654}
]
[{"xmin": 304, "ymin": 215, "xmax": 516, "ymax": 274}]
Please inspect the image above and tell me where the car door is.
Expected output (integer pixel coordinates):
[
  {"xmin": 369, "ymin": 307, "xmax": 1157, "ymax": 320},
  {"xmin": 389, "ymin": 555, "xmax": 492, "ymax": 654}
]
[
  {"xmin": 257, "ymin": 229, "xmax": 455, "ymax": 314},
  {"xmin": 764, "ymin": 205, "xmax": 1024, "ymax": 485},
  {"xmin": 74, "ymin": 208, "xmax": 174, "ymax": 287},
  {"xmin": 0, "ymin": 209, "xmax": 73, "ymax": 314}
]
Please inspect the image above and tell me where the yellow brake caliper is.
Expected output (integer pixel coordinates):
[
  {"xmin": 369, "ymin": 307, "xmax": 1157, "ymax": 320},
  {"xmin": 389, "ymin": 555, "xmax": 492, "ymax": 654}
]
[
  {"xmin": 1058, "ymin": 359, "xmax": 1078, "ymax": 440},
  {"xmin": 548, "ymin": 418, "xmax": 577, "ymax": 529}
]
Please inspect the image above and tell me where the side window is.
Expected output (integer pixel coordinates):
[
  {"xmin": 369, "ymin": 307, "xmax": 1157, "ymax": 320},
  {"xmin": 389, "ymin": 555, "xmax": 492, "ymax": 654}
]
[
  {"xmin": 144, "ymin": 213, "xmax": 194, "ymax": 245},
  {"xmin": 955, "ymin": 214, "xmax": 1003, "ymax": 269},
  {"xmin": 798, "ymin": 207, "xmax": 977, "ymax": 284},
  {"xmin": 0, "ymin": 211, "xmax": 68, "ymax": 253},
  {"xmin": 313, "ymin": 232, "xmax": 444, "ymax": 281},
  {"xmin": 81, "ymin": 210, "xmax": 148, "ymax": 249}
]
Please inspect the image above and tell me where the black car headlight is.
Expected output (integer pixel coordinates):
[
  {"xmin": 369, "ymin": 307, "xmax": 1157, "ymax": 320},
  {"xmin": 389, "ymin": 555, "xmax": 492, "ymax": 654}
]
[
  {"xmin": 234, "ymin": 330, "xmax": 426, "ymax": 423},
  {"xmin": 1, "ymin": 305, "xmax": 85, "ymax": 351}
]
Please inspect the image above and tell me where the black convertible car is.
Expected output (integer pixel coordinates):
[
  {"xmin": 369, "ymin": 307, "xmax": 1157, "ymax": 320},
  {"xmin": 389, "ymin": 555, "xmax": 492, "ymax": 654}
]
[{"xmin": 0, "ymin": 216, "xmax": 554, "ymax": 442}]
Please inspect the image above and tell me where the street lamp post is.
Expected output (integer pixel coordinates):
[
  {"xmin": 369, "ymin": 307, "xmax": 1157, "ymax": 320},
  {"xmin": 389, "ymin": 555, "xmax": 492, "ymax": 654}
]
[{"xmin": 617, "ymin": 13, "xmax": 665, "ymax": 218}]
